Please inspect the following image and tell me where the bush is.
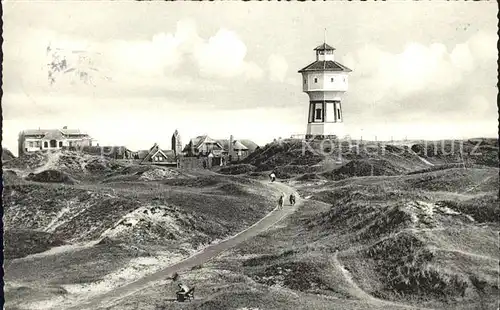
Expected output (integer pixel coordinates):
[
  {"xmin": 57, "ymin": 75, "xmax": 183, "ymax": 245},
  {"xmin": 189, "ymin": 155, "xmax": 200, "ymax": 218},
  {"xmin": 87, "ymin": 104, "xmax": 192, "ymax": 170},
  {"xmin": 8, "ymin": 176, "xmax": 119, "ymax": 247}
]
[
  {"xmin": 218, "ymin": 164, "xmax": 256, "ymax": 175},
  {"xmin": 25, "ymin": 169, "xmax": 78, "ymax": 184}
]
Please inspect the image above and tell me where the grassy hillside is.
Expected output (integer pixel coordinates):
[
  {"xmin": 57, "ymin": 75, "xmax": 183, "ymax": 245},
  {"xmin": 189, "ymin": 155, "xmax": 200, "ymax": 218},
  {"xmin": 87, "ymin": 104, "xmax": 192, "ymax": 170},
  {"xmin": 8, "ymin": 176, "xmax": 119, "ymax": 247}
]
[
  {"xmin": 242, "ymin": 138, "xmax": 498, "ymax": 179},
  {"xmin": 410, "ymin": 139, "xmax": 498, "ymax": 167},
  {"xmin": 110, "ymin": 139, "xmax": 499, "ymax": 310},
  {"xmin": 178, "ymin": 167, "xmax": 497, "ymax": 310},
  {"xmin": 4, "ymin": 140, "xmax": 498, "ymax": 310},
  {"xmin": 3, "ymin": 151, "xmax": 281, "ymax": 310}
]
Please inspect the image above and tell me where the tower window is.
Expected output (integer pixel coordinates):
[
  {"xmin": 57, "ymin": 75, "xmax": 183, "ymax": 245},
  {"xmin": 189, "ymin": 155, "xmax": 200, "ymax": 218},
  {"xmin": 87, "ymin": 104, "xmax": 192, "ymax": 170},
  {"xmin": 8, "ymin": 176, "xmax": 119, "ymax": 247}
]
[
  {"xmin": 315, "ymin": 108, "xmax": 322, "ymax": 120},
  {"xmin": 304, "ymin": 79, "xmax": 307, "ymax": 84},
  {"xmin": 314, "ymin": 78, "xmax": 318, "ymax": 83}
]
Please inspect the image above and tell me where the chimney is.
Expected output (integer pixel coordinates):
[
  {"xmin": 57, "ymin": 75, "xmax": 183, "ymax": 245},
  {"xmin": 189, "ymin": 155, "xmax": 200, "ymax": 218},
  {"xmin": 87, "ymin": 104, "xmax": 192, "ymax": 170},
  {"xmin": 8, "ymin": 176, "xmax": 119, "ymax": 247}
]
[{"xmin": 229, "ymin": 135, "xmax": 234, "ymax": 162}]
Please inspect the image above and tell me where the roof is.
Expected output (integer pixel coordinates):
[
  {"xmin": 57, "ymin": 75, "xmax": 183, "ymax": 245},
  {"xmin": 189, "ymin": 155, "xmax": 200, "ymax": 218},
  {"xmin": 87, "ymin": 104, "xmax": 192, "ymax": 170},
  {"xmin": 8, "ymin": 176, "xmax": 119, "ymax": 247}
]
[
  {"xmin": 216, "ymin": 139, "xmax": 259, "ymax": 152},
  {"xmin": 136, "ymin": 150, "xmax": 150, "ymax": 159},
  {"xmin": 216, "ymin": 139, "xmax": 248, "ymax": 151},
  {"xmin": 233, "ymin": 140, "xmax": 248, "ymax": 150},
  {"xmin": 183, "ymin": 135, "xmax": 223, "ymax": 152},
  {"xmin": 42, "ymin": 130, "xmax": 65, "ymax": 140},
  {"xmin": 314, "ymin": 43, "xmax": 336, "ymax": 51},
  {"xmin": 61, "ymin": 128, "xmax": 85, "ymax": 135},
  {"xmin": 239, "ymin": 139, "xmax": 259, "ymax": 152},
  {"xmin": 298, "ymin": 60, "xmax": 352, "ymax": 73},
  {"xmin": 22, "ymin": 128, "xmax": 90, "ymax": 137},
  {"xmin": 141, "ymin": 144, "xmax": 176, "ymax": 163}
]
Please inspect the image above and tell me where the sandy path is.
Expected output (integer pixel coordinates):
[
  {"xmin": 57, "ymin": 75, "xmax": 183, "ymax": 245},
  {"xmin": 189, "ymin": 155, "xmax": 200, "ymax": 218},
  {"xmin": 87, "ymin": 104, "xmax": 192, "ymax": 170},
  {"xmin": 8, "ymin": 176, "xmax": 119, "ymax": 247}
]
[{"xmin": 66, "ymin": 181, "xmax": 301, "ymax": 310}]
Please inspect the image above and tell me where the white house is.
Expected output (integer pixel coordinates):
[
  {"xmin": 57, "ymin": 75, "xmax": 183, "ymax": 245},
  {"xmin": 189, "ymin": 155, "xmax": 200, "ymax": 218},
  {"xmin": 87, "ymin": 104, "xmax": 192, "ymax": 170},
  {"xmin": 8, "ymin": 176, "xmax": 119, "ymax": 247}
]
[{"xmin": 18, "ymin": 126, "xmax": 94, "ymax": 156}]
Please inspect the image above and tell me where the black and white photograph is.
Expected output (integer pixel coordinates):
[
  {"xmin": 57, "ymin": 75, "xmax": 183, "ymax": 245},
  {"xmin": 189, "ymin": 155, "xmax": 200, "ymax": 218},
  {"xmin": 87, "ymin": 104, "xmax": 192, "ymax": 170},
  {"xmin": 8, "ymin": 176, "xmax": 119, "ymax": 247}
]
[{"xmin": 1, "ymin": 1, "xmax": 499, "ymax": 310}]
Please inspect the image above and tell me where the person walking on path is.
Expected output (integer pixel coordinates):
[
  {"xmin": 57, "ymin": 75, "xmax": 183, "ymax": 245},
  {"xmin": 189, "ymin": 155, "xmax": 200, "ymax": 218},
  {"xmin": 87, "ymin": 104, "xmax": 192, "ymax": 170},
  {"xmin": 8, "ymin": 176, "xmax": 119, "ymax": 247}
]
[
  {"xmin": 289, "ymin": 193, "xmax": 296, "ymax": 206},
  {"xmin": 269, "ymin": 172, "xmax": 276, "ymax": 182},
  {"xmin": 278, "ymin": 194, "xmax": 284, "ymax": 209}
]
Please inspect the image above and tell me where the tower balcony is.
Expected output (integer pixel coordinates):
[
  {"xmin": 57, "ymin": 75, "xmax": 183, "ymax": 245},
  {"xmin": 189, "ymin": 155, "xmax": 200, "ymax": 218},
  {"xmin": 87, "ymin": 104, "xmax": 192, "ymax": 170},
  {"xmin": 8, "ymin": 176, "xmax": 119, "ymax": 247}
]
[{"xmin": 305, "ymin": 90, "xmax": 347, "ymax": 101}]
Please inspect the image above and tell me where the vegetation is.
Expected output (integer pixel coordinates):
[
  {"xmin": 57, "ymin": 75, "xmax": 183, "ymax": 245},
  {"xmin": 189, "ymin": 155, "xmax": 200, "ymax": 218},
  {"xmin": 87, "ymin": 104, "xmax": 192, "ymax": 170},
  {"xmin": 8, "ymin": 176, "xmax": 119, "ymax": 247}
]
[{"xmin": 3, "ymin": 139, "xmax": 499, "ymax": 310}]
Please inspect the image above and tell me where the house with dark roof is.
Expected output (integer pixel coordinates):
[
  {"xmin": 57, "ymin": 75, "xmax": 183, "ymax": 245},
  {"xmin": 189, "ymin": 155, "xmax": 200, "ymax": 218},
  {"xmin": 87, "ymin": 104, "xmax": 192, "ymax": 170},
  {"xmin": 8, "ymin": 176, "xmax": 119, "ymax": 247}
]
[
  {"xmin": 183, "ymin": 135, "xmax": 225, "ymax": 158},
  {"xmin": 140, "ymin": 143, "xmax": 177, "ymax": 166},
  {"xmin": 182, "ymin": 134, "xmax": 259, "ymax": 166},
  {"xmin": 18, "ymin": 126, "xmax": 94, "ymax": 156},
  {"xmin": 216, "ymin": 136, "xmax": 259, "ymax": 163}
]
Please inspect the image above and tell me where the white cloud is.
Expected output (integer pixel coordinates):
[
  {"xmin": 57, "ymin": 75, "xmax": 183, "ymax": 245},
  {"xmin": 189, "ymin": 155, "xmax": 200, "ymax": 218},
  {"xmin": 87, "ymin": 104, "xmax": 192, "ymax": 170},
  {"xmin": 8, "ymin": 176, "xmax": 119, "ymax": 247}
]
[
  {"xmin": 450, "ymin": 43, "xmax": 474, "ymax": 72},
  {"xmin": 343, "ymin": 31, "xmax": 497, "ymax": 105},
  {"xmin": 193, "ymin": 28, "xmax": 263, "ymax": 79},
  {"xmin": 108, "ymin": 21, "xmax": 263, "ymax": 80},
  {"xmin": 3, "ymin": 19, "xmax": 264, "ymax": 98},
  {"xmin": 267, "ymin": 54, "xmax": 289, "ymax": 82}
]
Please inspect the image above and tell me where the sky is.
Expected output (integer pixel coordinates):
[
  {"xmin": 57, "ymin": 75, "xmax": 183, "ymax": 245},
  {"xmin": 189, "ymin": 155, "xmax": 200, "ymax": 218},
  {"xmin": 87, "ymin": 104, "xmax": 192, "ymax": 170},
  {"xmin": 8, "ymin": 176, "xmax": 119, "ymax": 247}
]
[{"xmin": 2, "ymin": 2, "xmax": 498, "ymax": 154}]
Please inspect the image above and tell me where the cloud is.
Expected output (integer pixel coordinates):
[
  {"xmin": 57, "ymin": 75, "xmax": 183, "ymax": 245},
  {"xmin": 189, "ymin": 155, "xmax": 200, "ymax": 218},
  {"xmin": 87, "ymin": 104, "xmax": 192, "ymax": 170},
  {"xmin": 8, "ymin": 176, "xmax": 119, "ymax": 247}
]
[
  {"xmin": 2, "ymin": 19, "xmax": 264, "ymax": 98},
  {"xmin": 267, "ymin": 54, "xmax": 289, "ymax": 82},
  {"xmin": 193, "ymin": 28, "xmax": 263, "ymax": 79},
  {"xmin": 342, "ymin": 31, "xmax": 498, "ymax": 119}
]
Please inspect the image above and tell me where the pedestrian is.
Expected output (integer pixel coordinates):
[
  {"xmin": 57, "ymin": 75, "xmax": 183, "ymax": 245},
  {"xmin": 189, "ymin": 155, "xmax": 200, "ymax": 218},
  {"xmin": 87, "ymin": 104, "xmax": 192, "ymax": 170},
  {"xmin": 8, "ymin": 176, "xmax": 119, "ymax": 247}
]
[
  {"xmin": 278, "ymin": 195, "xmax": 284, "ymax": 209},
  {"xmin": 269, "ymin": 172, "xmax": 276, "ymax": 182},
  {"xmin": 289, "ymin": 193, "xmax": 296, "ymax": 206},
  {"xmin": 177, "ymin": 283, "xmax": 190, "ymax": 295}
]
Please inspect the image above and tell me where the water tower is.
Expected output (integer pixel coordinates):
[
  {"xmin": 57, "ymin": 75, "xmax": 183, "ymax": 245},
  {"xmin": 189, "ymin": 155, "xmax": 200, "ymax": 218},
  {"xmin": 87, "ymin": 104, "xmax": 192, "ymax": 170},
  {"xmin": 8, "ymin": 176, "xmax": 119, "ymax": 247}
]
[{"xmin": 298, "ymin": 38, "xmax": 352, "ymax": 138}]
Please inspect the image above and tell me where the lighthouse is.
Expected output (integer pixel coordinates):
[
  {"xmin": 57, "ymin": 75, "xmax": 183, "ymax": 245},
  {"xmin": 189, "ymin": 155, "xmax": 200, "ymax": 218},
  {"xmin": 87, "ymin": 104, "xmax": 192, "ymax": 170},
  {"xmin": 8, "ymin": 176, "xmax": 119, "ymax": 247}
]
[{"xmin": 298, "ymin": 39, "xmax": 352, "ymax": 139}]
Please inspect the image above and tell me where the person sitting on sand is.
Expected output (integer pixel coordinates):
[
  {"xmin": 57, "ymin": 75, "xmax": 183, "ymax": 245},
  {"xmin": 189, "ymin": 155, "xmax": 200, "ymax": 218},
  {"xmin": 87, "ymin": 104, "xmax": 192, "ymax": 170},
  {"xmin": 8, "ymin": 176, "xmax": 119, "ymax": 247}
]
[{"xmin": 177, "ymin": 283, "xmax": 190, "ymax": 294}]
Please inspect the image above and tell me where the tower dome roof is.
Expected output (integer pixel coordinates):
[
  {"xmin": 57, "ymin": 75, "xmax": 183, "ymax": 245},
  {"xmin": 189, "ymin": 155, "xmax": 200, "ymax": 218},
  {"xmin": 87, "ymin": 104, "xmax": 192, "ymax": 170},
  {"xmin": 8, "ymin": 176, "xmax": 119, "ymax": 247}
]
[
  {"xmin": 298, "ymin": 60, "xmax": 352, "ymax": 73},
  {"xmin": 314, "ymin": 43, "xmax": 336, "ymax": 51}
]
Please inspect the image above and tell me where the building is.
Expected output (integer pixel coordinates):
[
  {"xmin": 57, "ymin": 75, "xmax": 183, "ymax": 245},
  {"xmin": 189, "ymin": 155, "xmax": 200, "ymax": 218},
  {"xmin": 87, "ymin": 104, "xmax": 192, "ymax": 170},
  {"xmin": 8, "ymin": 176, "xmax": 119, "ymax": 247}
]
[
  {"xmin": 216, "ymin": 135, "xmax": 258, "ymax": 163},
  {"xmin": 182, "ymin": 134, "xmax": 259, "ymax": 167},
  {"xmin": 140, "ymin": 143, "xmax": 177, "ymax": 166},
  {"xmin": 298, "ymin": 41, "xmax": 352, "ymax": 138},
  {"xmin": 171, "ymin": 129, "xmax": 183, "ymax": 158},
  {"xmin": 18, "ymin": 126, "xmax": 94, "ymax": 156},
  {"xmin": 183, "ymin": 135, "xmax": 225, "ymax": 158}
]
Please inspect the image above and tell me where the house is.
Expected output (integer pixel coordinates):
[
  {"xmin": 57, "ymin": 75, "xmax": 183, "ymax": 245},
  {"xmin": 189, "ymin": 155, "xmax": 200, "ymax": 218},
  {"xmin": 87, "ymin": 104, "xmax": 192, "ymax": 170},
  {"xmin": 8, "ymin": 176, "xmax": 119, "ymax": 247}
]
[
  {"xmin": 140, "ymin": 143, "xmax": 177, "ymax": 166},
  {"xmin": 216, "ymin": 136, "xmax": 259, "ymax": 162},
  {"xmin": 18, "ymin": 126, "xmax": 94, "ymax": 156},
  {"xmin": 182, "ymin": 135, "xmax": 225, "ymax": 166},
  {"xmin": 182, "ymin": 134, "xmax": 259, "ymax": 167},
  {"xmin": 132, "ymin": 150, "xmax": 151, "ymax": 160},
  {"xmin": 183, "ymin": 135, "xmax": 224, "ymax": 157}
]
